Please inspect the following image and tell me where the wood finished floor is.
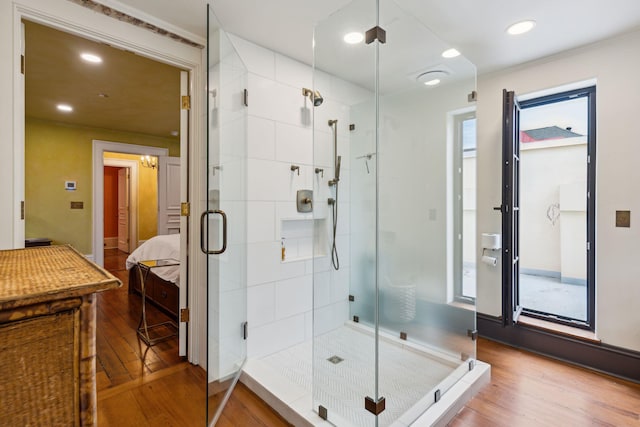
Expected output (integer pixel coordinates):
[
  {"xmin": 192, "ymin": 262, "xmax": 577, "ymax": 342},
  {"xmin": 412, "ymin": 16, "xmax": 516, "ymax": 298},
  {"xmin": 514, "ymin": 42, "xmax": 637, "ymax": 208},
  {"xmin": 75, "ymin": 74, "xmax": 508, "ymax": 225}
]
[
  {"xmin": 96, "ymin": 248, "xmax": 182, "ymax": 392},
  {"xmin": 95, "ymin": 255, "xmax": 640, "ymax": 425}
]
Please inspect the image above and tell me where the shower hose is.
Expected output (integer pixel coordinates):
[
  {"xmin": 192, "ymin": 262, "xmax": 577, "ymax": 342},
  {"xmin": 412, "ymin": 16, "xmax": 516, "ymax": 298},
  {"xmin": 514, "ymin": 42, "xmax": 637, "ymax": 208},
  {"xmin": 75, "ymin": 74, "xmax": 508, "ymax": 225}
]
[{"xmin": 331, "ymin": 183, "xmax": 340, "ymax": 270}]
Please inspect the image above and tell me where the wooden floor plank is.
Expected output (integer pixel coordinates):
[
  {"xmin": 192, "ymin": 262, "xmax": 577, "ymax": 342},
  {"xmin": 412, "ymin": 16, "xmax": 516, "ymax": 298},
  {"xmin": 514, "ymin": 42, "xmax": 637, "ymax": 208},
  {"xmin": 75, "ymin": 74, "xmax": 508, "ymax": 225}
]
[{"xmin": 95, "ymin": 252, "xmax": 640, "ymax": 426}]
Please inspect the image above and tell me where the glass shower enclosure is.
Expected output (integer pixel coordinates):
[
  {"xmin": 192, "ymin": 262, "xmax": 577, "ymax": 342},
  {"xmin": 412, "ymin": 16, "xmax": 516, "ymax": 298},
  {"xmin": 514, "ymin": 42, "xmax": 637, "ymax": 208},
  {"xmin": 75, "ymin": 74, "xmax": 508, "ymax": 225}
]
[
  {"xmin": 205, "ymin": 5, "xmax": 248, "ymax": 425},
  {"xmin": 312, "ymin": 0, "xmax": 478, "ymax": 425}
]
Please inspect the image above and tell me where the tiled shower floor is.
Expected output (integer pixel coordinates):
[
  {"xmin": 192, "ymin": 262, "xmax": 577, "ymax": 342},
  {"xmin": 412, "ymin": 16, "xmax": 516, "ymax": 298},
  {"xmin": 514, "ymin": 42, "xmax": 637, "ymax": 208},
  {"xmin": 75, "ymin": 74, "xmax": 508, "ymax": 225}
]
[{"xmin": 246, "ymin": 324, "xmax": 472, "ymax": 426}]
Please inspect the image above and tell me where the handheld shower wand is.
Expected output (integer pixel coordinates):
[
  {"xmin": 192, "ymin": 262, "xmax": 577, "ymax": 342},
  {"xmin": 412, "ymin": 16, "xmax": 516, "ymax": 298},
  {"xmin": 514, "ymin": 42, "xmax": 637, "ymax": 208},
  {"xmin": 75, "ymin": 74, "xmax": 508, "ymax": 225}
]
[{"xmin": 328, "ymin": 119, "xmax": 340, "ymax": 270}]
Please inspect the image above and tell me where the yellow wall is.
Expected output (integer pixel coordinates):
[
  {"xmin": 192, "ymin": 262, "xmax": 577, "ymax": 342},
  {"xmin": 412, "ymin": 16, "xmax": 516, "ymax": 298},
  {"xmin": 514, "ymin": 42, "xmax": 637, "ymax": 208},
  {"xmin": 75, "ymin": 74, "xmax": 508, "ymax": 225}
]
[
  {"xmin": 25, "ymin": 117, "xmax": 179, "ymax": 254},
  {"xmin": 103, "ymin": 152, "xmax": 158, "ymax": 241}
]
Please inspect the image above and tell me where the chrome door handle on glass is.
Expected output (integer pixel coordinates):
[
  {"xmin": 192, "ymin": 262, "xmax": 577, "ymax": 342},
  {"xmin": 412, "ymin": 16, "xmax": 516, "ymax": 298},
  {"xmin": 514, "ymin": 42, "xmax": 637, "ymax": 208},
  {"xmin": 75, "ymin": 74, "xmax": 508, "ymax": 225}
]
[{"xmin": 200, "ymin": 209, "xmax": 227, "ymax": 254}]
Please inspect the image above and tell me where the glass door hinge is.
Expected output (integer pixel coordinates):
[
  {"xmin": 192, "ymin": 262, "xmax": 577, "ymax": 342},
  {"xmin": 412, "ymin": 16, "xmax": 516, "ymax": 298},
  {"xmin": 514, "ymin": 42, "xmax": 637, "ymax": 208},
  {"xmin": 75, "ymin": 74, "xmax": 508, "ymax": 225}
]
[
  {"xmin": 318, "ymin": 405, "xmax": 328, "ymax": 420},
  {"xmin": 365, "ymin": 396, "xmax": 385, "ymax": 415}
]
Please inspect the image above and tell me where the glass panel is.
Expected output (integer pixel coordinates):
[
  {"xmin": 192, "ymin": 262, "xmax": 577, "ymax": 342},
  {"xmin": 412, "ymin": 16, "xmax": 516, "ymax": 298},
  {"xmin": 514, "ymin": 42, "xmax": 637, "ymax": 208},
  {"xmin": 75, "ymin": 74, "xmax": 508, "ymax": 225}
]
[
  {"xmin": 313, "ymin": 0, "xmax": 377, "ymax": 425},
  {"xmin": 314, "ymin": 0, "xmax": 477, "ymax": 424},
  {"xmin": 206, "ymin": 5, "xmax": 248, "ymax": 424},
  {"xmin": 376, "ymin": 1, "xmax": 476, "ymax": 423},
  {"xmin": 519, "ymin": 97, "xmax": 588, "ymax": 321}
]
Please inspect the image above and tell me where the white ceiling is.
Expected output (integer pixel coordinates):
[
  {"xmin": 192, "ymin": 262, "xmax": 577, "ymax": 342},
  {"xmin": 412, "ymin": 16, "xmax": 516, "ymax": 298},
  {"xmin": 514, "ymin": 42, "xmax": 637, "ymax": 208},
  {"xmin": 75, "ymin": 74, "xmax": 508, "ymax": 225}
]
[
  {"xmin": 108, "ymin": 0, "xmax": 640, "ymax": 75},
  {"xmin": 25, "ymin": 0, "xmax": 640, "ymax": 136}
]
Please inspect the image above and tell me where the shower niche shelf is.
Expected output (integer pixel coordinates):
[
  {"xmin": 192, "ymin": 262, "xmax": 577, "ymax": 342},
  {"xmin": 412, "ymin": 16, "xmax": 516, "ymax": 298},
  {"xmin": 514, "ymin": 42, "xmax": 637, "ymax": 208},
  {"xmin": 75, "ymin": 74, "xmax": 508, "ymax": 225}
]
[{"xmin": 280, "ymin": 218, "xmax": 327, "ymax": 263}]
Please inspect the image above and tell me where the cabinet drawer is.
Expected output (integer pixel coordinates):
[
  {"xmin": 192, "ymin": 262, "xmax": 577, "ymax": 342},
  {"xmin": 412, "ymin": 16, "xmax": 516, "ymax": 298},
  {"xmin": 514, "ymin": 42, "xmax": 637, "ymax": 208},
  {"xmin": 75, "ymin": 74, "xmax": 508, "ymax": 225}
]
[{"xmin": 152, "ymin": 280, "xmax": 178, "ymax": 317}]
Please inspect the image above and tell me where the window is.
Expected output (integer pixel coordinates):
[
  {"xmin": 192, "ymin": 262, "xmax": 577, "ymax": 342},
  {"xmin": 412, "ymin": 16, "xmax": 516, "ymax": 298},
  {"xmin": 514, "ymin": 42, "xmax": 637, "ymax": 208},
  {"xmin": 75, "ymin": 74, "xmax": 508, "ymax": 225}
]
[
  {"xmin": 453, "ymin": 111, "xmax": 476, "ymax": 303},
  {"xmin": 502, "ymin": 86, "xmax": 596, "ymax": 329}
]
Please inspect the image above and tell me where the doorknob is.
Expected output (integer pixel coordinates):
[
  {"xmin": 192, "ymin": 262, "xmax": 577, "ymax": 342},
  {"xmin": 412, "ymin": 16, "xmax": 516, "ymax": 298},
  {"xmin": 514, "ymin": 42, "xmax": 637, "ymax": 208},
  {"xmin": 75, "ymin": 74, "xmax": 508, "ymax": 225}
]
[{"xmin": 200, "ymin": 210, "xmax": 227, "ymax": 254}]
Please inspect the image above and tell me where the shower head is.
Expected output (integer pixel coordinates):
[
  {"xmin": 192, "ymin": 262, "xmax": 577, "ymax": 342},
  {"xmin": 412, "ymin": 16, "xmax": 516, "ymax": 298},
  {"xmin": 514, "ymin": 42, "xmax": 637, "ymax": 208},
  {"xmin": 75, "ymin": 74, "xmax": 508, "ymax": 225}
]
[
  {"xmin": 302, "ymin": 88, "xmax": 323, "ymax": 106},
  {"xmin": 335, "ymin": 155, "xmax": 342, "ymax": 181}
]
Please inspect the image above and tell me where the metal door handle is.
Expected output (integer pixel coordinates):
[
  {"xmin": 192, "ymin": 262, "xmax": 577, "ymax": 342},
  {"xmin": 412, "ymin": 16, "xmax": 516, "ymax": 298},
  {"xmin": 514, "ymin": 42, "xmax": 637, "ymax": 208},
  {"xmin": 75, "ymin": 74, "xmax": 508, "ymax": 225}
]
[{"xmin": 200, "ymin": 209, "xmax": 227, "ymax": 254}]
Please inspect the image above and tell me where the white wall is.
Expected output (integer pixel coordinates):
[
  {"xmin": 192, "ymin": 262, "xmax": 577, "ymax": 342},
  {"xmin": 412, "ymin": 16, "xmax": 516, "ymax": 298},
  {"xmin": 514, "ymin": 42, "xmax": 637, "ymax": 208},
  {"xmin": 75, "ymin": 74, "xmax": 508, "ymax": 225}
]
[
  {"xmin": 227, "ymin": 34, "xmax": 370, "ymax": 358},
  {"xmin": 476, "ymin": 29, "xmax": 640, "ymax": 351},
  {"xmin": 519, "ymin": 139, "xmax": 587, "ymax": 279}
]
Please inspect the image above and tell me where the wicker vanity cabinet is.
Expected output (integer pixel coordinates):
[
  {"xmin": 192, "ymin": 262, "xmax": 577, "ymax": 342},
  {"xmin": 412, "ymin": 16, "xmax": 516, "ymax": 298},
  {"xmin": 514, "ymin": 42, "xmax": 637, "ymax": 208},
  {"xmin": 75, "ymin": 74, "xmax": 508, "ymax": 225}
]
[{"xmin": 0, "ymin": 245, "xmax": 121, "ymax": 426}]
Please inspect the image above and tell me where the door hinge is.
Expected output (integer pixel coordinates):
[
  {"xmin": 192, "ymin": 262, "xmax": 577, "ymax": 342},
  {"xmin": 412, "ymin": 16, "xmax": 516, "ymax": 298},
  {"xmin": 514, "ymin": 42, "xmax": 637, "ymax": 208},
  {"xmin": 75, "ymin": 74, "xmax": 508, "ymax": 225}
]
[
  {"xmin": 180, "ymin": 202, "xmax": 190, "ymax": 217},
  {"xmin": 365, "ymin": 26, "xmax": 386, "ymax": 44},
  {"xmin": 468, "ymin": 90, "xmax": 477, "ymax": 102},
  {"xmin": 242, "ymin": 321, "xmax": 248, "ymax": 340},
  {"xmin": 365, "ymin": 396, "xmax": 386, "ymax": 415},
  {"xmin": 20, "ymin": 201, "xmax": 25, "ymax": 220},
  {"xmin": 243, "ymin": 89, "xmax": 248, "ymax": 107},
  {"xmin": 20, "ymin": 55, "xmax": 25, "ymax": 75},
  {"xmin": 180, "ymin": 308, "xmax": 190, "ymax": 322},
  {"xmin": 181, "ymin": 95, "xmax": 191, "ymax": 110},
  {"xmin": 467, "ymin": 329, "xmax": 478, "ymax": 341}
]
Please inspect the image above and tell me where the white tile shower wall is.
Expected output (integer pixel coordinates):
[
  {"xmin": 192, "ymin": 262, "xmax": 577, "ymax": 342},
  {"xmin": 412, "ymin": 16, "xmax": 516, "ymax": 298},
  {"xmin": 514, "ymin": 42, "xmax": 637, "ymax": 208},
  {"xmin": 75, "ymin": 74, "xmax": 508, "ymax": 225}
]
[{"xmin": 228, "ymin": 33, "xmax": 370, "ymax": 358}]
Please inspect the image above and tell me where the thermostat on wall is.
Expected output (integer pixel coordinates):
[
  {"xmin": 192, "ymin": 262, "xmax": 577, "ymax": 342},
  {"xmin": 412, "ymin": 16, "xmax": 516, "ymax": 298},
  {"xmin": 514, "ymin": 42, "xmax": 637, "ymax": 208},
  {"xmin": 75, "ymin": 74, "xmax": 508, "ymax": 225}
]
[{"xmin": 65, "ymin": 181, "xmax": 77, "ymax": 191}]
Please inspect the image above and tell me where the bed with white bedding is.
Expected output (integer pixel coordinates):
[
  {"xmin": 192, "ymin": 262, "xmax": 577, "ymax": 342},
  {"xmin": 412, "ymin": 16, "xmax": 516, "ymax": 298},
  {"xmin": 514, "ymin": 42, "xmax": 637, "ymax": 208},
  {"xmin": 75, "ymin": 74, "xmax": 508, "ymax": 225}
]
[{"xmin": 126, "ymin": 234, "xmax": 180, "ymax": 318}]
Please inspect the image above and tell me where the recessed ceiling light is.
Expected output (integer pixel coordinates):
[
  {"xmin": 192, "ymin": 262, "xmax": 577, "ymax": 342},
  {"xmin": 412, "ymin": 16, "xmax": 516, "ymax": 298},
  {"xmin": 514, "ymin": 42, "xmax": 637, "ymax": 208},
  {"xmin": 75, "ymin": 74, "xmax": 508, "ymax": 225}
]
[
  {"xmin": 441, "ymin": 48, "xmax": 461, "ymax": 59},
  {"xmin": 424, "ymin": 79, "xmax": 441, "ymax": 86},
  {"xmin": 80, "ymin": 53, "xmax": 102, "ymax": 63},
  {"xmin": 170, "ymin": 130, "xmax": 179, "ymax": 136},
  {"xmin": 343, "ymin": 32, "xmax": 364, "ymax": 44},
  {"xmin": 507, "ymin": 20, "xmax": 536, "ymax": 35},
  {"xmin": 97, "ymin": 93, "xmax": 109, "ymax": 98},
  {"xmin": 57, "ymin": 104, "xmax": 73, "ymax": 112}
]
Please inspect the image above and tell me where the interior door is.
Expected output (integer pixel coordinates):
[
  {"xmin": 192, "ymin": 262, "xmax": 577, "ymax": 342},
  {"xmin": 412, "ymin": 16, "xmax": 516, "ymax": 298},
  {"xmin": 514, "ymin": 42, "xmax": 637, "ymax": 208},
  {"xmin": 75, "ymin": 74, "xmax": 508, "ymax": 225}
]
[
  {"xmin": 502, "ymin": 89, "xmax": 522, "ymax": 325},
  {"xmin": 117, "ymin": 167, "xmax": 130, "ymax": 253},
  {"xmin": 158, "ymin": 156, "xmax": 181, "ymax": 235},
  {"xmin": 205, "ymin": 6, "xmax": 248, "ymax": 425}
]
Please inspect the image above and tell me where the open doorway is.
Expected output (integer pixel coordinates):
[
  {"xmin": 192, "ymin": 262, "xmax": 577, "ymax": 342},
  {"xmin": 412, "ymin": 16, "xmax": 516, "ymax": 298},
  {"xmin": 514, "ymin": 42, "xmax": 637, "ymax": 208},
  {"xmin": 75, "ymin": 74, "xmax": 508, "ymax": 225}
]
[
  {"xmin": 23, "ymin": 19, "xmax": 186, "ymax": 393},
  {"xmin": 501, "ymin": 86, "xmax": 596, "ymax": 329}
]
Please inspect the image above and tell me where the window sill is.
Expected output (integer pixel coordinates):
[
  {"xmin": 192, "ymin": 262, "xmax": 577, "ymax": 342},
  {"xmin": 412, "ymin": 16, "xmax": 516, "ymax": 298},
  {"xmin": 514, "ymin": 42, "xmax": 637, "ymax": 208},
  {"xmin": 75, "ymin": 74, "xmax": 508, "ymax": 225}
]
[{"xmin": 517, "ymin": 315, "xmax": 600, "ymax": 344}]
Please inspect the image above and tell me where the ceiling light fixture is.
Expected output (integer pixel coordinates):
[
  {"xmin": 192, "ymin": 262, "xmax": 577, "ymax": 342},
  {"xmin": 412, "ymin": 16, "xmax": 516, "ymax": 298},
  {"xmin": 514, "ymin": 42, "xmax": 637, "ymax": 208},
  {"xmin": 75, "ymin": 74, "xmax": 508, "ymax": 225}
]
[
  {"xmin": 343, "ymin": 32, "xmax": 364, "ymax": 44},
  {"xmin": 97, "ymin": 93, "xmax": 109, "ymax": 98},
  {"xmin": 441, "ymin": 48, "xmax": 460, "ymax": 58},
  {"xmin": 506, "ymin": 20, "xmax": 536, "ymax": 35},
  {"xmin": 57, "ymin": 104, "xmax": 73, "ymax": 112},
  {"xmin": 416, "ymin": 70, "xmax": 449, "ymax": 87},
  {"xmin": 80, "ymin": 53, "xmax": 102, "ymax": 63},
  {"xmin": 170, "ymin": 130, "xmax": 179, "ymax": 137}
]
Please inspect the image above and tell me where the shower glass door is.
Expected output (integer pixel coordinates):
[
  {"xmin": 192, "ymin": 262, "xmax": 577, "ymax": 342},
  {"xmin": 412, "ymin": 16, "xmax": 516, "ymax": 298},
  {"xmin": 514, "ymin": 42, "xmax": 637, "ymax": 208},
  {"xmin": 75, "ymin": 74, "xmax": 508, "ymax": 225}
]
[
  {"xmin": 206, "ymin": 5, "xmax": 248, "ymax": 425},
  {"xmin": 376, "ymin": 1, "xmax": 477, "ymax": 424},
  {"xmin": 312, "ymin": 0, "xmax": 378, "ymax": 425},
  {"xmin": 313, "ymin": 0, "xmax": 477, "ymax": 425}
]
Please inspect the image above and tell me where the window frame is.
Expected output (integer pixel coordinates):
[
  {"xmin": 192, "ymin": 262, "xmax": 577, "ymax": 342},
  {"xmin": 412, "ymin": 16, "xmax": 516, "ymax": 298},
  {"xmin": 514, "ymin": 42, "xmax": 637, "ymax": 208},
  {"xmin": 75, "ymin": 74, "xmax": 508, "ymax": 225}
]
[{"xmin": 453, "ymin": 110, "xmax": 476, "ymax": 304}]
